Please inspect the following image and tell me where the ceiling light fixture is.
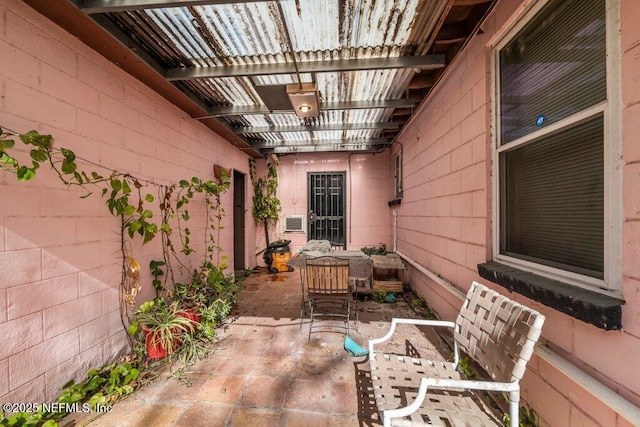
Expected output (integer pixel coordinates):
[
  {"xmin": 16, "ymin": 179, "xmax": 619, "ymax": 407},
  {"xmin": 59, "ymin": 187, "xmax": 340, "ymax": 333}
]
[{"xmin": 286, "ymin": 82, "xmax": 320, "ymax": 118}]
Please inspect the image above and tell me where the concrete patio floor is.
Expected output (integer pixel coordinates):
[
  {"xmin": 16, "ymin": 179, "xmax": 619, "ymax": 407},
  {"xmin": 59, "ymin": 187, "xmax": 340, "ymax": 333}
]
[{"xmin": 71, "ymin": 268, "xmax": 449, "ymax": 427}]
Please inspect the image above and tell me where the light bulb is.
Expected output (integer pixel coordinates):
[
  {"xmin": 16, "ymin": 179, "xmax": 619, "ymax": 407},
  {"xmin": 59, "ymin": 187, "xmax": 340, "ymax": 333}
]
[{"xmin": 299, "ymin": 104, "xmax": 311, "ymax": 113}]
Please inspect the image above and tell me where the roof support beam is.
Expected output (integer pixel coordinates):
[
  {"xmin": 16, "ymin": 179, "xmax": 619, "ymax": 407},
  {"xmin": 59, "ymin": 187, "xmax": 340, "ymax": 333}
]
[
  {"xmin": 166, "ymin": 55, "xmax": 445, "ymax": 81},
  {"xmin": 268, "ymin": 145, "xmax": 383, "ymax": 154},
  {"xmin": 197, "ymin": 98, "xmax": 415, "ymax": 118},
  {"xmin": 234, "ymin": 122, "xmax": 400, "ymax": 134},
  {"xmin": 79, "ymin": 0, "xmax": 267, "ymax": 14},
  {"xmin": 249, "ymin": 138, "xmax": 389, "ymax": 149}
]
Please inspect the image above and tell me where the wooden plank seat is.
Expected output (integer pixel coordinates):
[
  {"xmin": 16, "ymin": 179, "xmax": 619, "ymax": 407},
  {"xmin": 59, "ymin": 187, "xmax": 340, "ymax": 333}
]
[{"xmin": 369, "ymin": 281, "xmax": 545, "ymax": 427}]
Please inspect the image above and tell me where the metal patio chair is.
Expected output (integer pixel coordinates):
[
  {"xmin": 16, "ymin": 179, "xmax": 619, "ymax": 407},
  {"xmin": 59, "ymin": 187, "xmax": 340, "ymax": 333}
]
[
  {"xmin": 304, "ymin": 256, "xmax": 353, "ymax": 340},
  {"xmin": 369, "ymin": 281, "xmax": 545, "ymax": 426}
]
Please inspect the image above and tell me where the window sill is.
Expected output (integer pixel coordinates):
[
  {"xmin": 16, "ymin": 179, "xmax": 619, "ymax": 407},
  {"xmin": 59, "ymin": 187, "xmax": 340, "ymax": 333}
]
[{"xmin": 477, "ymin": 261, "xmax": 623, "ymax": 331}]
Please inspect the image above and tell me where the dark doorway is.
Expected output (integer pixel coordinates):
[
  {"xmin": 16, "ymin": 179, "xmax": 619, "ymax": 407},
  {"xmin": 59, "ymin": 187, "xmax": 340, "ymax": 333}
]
[
  {"xmin": 307, "ymin": 172, "xmax": 346, "ymax": 248},
  {"xmin": 233, "ymin": 170, "xmax": 246, "ymax": 271}
]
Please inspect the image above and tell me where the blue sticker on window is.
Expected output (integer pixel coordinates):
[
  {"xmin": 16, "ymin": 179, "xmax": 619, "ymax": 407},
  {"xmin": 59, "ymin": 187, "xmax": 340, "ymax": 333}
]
[{"xmin": 536, "ymin": 114, "xmax": 546, "ymax": 127}]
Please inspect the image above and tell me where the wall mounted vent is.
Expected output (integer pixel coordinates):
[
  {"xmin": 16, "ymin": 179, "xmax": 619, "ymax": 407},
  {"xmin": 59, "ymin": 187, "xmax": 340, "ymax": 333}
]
[{"xmin": 284, "ymin": 215, "xmax": 306, "ymax": 233}]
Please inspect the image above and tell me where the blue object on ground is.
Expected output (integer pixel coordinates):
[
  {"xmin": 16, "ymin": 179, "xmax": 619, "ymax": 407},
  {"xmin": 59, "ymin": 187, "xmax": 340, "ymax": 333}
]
[
  {"xmin": 344, "ymin": 335, "xmax": 369, "ymax": 357},
  {"xmin": 383, "ymin": 293, "xmax": 397, "ymax": 303}
]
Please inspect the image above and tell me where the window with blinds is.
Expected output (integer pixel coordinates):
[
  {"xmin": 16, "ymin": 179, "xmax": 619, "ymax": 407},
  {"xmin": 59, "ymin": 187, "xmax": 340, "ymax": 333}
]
[
  {"xmin": 497, "ymin": 0, "xmax": 606, "ymax": 279},
  {"xmin": 499, "ymin": 0, "xmax": 606, "ymax": 144}
]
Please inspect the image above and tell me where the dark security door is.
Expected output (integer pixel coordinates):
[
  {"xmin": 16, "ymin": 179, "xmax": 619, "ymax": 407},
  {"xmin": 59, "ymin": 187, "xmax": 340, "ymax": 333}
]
[
  {"xmin": 233, "ymin": 170, "xmax": 246, "ymax": 271},
  {"xmin": 308, "ymin": 172, "xmax": 346, "ymax": 248}
]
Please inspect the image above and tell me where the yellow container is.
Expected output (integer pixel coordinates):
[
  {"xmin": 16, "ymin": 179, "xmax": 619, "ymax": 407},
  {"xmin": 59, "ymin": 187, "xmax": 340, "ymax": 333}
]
[{"xmin": 271, "ymin": 252, "xmax": 292, "ymax": 272}]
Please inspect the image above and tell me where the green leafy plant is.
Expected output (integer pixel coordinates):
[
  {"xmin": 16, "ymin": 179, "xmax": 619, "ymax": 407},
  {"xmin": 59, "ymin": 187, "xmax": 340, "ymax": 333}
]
[
  {"xmin": 457, "ymin": 356, "xmax": 476, "ymax": 379},
  {"xmin": 59, "ymin": 362, "xmax": 140, "ymax": 408},
  {"xmin": 0, "ymin": 361, "xmax": 141, "ymax": 427},
  {"xmin": 1, "ymin": 126, "xmax": 233, "ymax": 333},
  {"xmin": 174, "ymin": 333, "xmax": 211, "ymax": 370},
  {"xmin": 150, "ymin": 260, "xmax": 166, "ymax": 295},
  {"xmin": 0, "ymin": 410, "xmax": 58, "ymax": 427},
  {"xmin": 128, "ymin": 299, "xmax": 194, "ymax": 356},
  {"xmin": 248, "ymin": 158, "xmax": 280, "ymax": 224},
  {"xmin": 372, "ymin": 290, "xmax": 390, "ymax": 301},
  {"xmin": 174, "ymin": 258, "xmax": 236, "ymax": 311},
  {"xmin": 503, "ymin": 406, "xmax": 538, "ymax": 427},
  {"xmin": 410, "ymin": 295, "xmax": 437, "ymax": 320},
  {"xmin": 1, "ymin": 126, "xmax": 240, "ymax": 419},
  {"xmin": 361, "ymin": 244, "xmax": 387, "ymax": 256}
]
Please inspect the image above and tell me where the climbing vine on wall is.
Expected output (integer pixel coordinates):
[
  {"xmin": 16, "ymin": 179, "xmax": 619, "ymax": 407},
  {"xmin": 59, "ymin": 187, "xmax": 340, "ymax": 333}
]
[
  {"xmin": 0, "ymin": 126, "xmax": 231, "ymax": 330},
  {"xmin": 248, "ymin": 158, "xmax": 280, "ymax": 224}
]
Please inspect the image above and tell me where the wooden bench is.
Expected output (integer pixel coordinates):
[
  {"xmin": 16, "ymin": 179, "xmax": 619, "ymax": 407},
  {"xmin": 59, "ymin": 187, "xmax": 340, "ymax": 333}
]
[{"xmin": 368, "ymin": 281, "xmax": 545, "ymax": 427}]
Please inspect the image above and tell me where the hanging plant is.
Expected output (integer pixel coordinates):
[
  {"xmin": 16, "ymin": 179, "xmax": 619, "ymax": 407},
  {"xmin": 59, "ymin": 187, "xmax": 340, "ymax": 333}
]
[{"xmin": 248, "ymin": 158, "xmax": 280, "ymax": 224}]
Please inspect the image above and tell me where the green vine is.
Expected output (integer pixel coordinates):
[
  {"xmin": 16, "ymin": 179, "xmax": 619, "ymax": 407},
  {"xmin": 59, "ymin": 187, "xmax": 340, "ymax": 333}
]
[
  {"xmin": 248, "ymin": 158, "xmax": 280, "ymax": 224},
  {"xmin": 0, "ymin": 361, "xmax": 147, "ymax": 427},
  {"xmin": 0, "ymin": 125, "xmax": 231, "ymax": 340},
  {"xmin": 1, "ymin": 126, "xmax": 239, "ymax": 425}
]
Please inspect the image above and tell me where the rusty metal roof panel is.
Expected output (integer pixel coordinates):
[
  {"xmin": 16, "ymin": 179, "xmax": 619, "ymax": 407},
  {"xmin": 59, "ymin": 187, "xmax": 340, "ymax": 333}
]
[
  {"xmin": 78, "ymin": 0, "xmax": 491, "ymax": 155},
  {"xmin": 193, "ymin": 3, "xmax": 287, "ymax": 58},
  {"xmin": 317, "ymin": 69, "xmax": 414, "ymax": 103},
  {"xmin": 146, "ymin": 3, "xmax": 286, "ymax": 62},
  {"xmin": 114, "ymin": 0, "xmax": 441, "ymax": 66},
  {"xmin": 281, "ymin": 0, "xmax": 422, "ymax": 52}
]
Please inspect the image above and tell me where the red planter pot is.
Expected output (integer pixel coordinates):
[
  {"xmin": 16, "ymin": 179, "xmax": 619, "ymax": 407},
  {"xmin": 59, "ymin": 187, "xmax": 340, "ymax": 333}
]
[
  {"xmin": 178, "ymin": 308, "xmax": 201, "ymax": 324},
  {"xmin": 142, "ymin": 326, "xmax": 180, "ymax": 359}
]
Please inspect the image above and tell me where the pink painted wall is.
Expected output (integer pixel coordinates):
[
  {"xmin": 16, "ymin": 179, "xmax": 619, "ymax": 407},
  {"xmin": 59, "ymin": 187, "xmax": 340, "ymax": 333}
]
[
  {"xmin": 254, "ymin": 152, "xmax": 392, "ymax": 260},
  {"xmin": 0, "ymin": 0, "xmax": 254, "ymax": 405},
  {"xmin": 394, "ymin": 0, "xmax": 640, "ymax": 425}
]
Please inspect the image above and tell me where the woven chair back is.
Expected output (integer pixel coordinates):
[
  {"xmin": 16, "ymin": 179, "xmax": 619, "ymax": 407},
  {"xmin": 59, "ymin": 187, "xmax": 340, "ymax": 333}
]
[{"xmin": 454, "ymin": 282, "xmax": 545, "ymax": 383}]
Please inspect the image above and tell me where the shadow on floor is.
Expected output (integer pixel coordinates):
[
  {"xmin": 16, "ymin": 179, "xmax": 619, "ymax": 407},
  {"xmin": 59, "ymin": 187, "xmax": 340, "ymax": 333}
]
[{"xmin": 65, "ymin": 268, "xmax": 450, "ymax": 427}]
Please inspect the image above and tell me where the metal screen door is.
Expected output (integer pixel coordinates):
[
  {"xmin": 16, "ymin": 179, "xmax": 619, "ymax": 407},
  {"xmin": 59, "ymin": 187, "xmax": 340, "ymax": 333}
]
[{"xmin": 307, "ymin": 172, "xmax": 346, "ymax": 247}]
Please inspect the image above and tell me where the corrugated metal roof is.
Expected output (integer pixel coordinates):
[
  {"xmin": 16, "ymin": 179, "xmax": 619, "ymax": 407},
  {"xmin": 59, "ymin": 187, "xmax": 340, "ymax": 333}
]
[{"xmin": 71, "ymin": 0, "xmax": 497, "ymax": 155}]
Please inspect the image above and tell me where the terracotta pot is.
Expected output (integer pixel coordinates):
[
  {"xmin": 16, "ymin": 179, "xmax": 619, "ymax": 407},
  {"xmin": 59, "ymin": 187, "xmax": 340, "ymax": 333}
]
[
  {"xmin": 142, "ymin": 326, "xmax": 180, "ymax": 359},
  {"xmin": 178, "ymin": 308, "xmax": 201, "ymax": 324}
]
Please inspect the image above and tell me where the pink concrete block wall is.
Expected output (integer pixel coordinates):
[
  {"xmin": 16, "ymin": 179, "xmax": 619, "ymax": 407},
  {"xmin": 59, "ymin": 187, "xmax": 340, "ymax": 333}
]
[
  {"xmin": 0, "ymin": 0, "xmax": 253, "ymax": 404},
  {"xmin": 394, "ymin": 0, "xmax": 640, "ymax": 424},
  {"xmin": 259, "ymin": 152, "xmax": 392, "ymax": 259}
]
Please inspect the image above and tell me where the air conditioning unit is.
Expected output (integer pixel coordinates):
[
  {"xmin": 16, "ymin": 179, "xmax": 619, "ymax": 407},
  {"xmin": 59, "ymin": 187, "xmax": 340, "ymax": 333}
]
[{"xmin": 284, "ymin": 215, "xmax": 306, "ymax": 233}]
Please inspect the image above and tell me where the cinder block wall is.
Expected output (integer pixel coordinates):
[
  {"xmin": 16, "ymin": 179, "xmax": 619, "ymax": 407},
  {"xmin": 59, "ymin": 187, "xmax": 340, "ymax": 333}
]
[
  {"xmin": 394, "ymin": 0, "xmax": 640, "ymax": 425},
  {"xmin": 0, "ymin": 0, "xmax": 253, "ymax": 404}
]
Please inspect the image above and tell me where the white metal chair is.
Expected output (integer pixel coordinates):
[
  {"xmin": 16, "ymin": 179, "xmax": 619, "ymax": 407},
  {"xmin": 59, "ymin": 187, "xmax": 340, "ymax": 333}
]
[{"xmin": 369, "ymin": 281, "xmax": 545, "ymax": 426}]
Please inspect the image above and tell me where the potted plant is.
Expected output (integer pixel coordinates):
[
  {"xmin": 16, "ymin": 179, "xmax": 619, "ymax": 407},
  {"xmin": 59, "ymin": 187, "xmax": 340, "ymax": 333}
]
[
  {"xmin": 173, "ymin": 265, "xmax": 214, "ymax": 323},
  {"xmin": 173, "ymin": 278, "xmax": 205, "ymax": 324},
  {"xmin": 128, "ymin": 299, "xmax": 194, "ymax": 359}
]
